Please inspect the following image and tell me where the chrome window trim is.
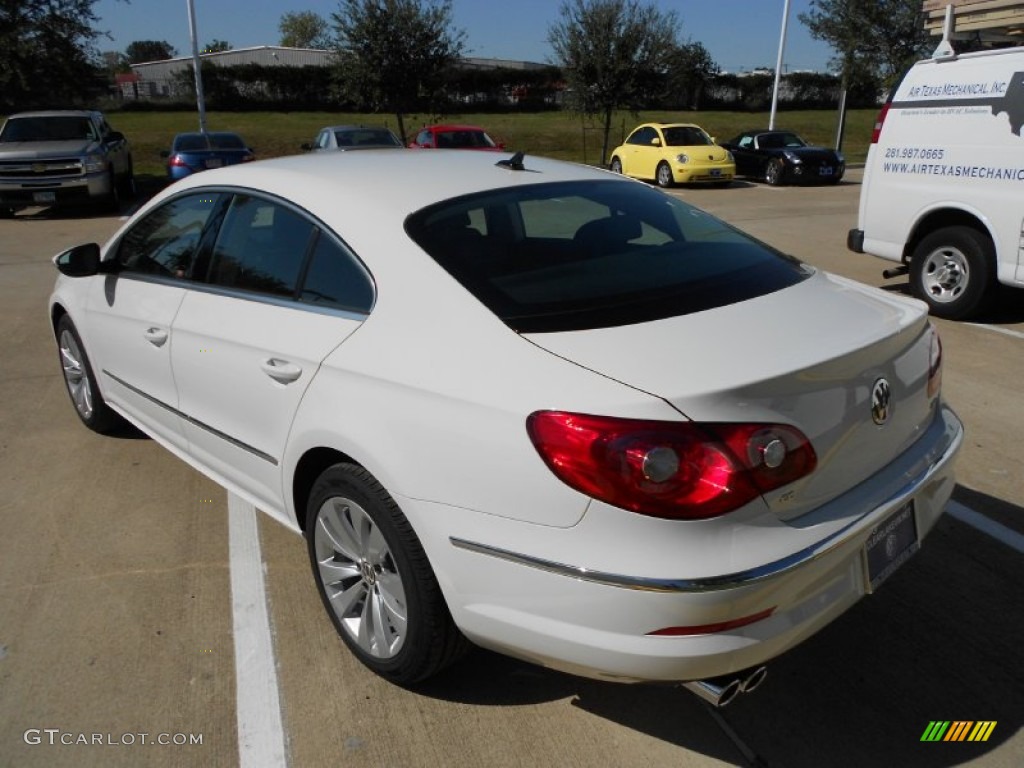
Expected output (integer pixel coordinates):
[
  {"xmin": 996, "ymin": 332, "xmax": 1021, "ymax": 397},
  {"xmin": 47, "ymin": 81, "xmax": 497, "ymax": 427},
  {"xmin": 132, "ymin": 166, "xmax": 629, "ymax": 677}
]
[
  {"xmin": 102, "ymin": 370, "xmax": 278, "ymax": 465},
  {"xmin": 451, "ymin": 411, "xmax": 963, "ymax": 594},
  {"xmin": 105, "ymin": 185, "xmax": 377, "ymax": 314}
]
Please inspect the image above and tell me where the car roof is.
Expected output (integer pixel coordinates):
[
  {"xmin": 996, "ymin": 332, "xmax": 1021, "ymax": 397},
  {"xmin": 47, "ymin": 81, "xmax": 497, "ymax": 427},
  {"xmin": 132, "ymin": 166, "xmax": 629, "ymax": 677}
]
[
  {"xmin": 173, "ymin": 131, "xmax": 243, "ymax": 139},
  {"xmin": 645, "ymin": 122, "xmax": 706, "ymax": 130},
  {"xmin": 157, "ymin": 149, "xmax": 612, "ymax": 229},
  {"xmin": 424, "ymin": 124, "xmax": 487, "ymax": 132},
  {"xmin": 323, "ymin": 124, "xmax": 394, "ymax": 132},
  {"xmin": 7, "ymin": 110, "xmax": 99, "ymax": 119}
]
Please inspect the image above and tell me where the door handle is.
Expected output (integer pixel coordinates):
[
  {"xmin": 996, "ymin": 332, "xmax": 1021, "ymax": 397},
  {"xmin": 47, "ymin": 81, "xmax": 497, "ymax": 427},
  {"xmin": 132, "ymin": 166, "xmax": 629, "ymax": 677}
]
[
  {"xmin": 260, "ymin": 358, "xmax": 302, "ymax": 384},
  {"xmin": 144, "ymin": 327, "xmax": 168, "ymax": 347}
]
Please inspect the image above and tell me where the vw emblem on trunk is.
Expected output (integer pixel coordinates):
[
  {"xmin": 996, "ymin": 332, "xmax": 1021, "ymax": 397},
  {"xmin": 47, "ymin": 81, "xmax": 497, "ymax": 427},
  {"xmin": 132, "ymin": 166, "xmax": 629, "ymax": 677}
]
[{"xmin": 871, "ymin": 378, "xmax": 892, "ymax": 425}]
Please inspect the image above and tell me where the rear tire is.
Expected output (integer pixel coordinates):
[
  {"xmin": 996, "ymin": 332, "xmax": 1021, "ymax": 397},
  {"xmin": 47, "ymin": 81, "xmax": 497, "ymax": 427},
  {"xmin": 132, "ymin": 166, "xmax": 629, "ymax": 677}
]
[
  {"xmin": 910, "ymin": 226, "xmax": 994, "ymax": 320},
  {"xmin": 307, "ymin": 463, "xmax": 468, "ymax": 685},
  {"xmin": 103, "ymin": 167, "xmax": 121, "ymax": 213},
  {"xmin": 610, "ymin": 157, "xmax": 623, "ymax": 174}
]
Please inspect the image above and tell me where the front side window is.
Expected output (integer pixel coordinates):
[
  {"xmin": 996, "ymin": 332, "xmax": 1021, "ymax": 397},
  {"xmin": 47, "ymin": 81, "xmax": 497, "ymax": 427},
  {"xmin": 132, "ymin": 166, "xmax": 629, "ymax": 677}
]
[
  {"xmin": 406, "ymin": 180, "xmax": 810, "ymax": 333},
  {"xmin": 627, "ymin": 127, "xmax": 657, "ymax": 146},
  {"xmin": 115, "ymin": 192, "xmax": 223, "ymax": 278},
  {"xmin": 207, "ymin": 196, "xmax": 315, "ymax": 298}
]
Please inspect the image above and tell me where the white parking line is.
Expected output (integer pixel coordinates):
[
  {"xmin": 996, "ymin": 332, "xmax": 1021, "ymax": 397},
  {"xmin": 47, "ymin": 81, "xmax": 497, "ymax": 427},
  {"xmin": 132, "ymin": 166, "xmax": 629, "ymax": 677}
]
[
  {"xmin": 228, "ymin": 493, "xmax": 288, "ymax": 768},
  {"xmin": 966, "ymin": 323, "xmax": 1024, "ymax": 341},
  {"xmin": 946, "ymin": 500, "xmax": 1024, "ymax": 555}
]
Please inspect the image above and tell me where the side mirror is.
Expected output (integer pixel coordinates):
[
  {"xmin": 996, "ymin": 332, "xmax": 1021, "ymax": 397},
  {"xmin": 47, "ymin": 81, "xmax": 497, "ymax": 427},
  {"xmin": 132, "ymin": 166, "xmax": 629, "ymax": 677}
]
[
  {"xmin": 53, "ymin": 243, "xmax": 101, "ymax": 278},
  {"xmin": 108, "ymin": 131, "xmax": 125, "ymax": 142},
  {"xmin": 496, "ymin": 142, "xmax": 506, "ymax": 150},
  {"xmin": 650, "ymin": 137, "xmax": 661, "ymax": 147}
]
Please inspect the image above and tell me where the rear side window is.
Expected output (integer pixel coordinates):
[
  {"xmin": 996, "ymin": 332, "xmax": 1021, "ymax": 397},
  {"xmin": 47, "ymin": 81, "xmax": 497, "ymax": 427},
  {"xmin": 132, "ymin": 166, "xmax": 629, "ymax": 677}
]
[
  {"xmin": 207, "ymin": 196, "xmax": 315, "ymax": 298},
  {"xmin": 406, "ymin": 180, "xmax": 810, "ymax": 333},
  {"xmin": 299, "ymin": 235, "xmax": 375, "ymax": 313}
]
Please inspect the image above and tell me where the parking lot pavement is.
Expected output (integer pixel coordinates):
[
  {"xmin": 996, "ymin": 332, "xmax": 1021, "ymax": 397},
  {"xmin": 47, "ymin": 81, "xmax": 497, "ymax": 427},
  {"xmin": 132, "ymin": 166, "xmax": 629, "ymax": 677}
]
[{"xmin": 1, "ymin": 182, "xmax": 1022, "ymax": 767}]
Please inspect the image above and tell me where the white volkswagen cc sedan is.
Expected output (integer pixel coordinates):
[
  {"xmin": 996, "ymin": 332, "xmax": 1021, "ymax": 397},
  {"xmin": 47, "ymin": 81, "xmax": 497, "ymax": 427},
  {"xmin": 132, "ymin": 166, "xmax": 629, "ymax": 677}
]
[{"xmin": 49, "ymin": 149, "xmax": 961, "ymax": 705}]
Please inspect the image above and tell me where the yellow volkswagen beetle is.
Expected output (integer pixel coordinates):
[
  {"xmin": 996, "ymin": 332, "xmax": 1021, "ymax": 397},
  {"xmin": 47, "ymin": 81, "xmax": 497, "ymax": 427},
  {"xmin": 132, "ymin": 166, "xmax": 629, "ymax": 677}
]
[{"xmin": 609, "ymin": 123, "xmax": 735, "ymax": 187}]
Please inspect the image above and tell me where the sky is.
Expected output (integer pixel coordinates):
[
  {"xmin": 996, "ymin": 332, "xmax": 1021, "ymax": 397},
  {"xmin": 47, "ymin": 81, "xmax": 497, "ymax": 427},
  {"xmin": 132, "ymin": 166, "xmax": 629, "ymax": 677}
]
[{"xmin": 92, "ymin": 0, "xmax": 839, "ymax": 74}]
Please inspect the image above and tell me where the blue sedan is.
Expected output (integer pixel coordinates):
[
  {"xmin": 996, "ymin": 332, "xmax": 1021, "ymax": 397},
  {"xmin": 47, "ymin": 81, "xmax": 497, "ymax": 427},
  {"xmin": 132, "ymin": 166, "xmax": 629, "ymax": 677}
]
[{"xmin": 161, "ymin": 131, "xmax": 255, "ymax": 180}]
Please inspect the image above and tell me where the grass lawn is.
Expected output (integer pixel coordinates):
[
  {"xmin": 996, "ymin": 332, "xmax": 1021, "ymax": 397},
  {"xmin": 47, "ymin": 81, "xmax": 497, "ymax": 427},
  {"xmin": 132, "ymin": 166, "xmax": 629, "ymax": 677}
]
[{"xmin": 107, "ymin": 107, "xmax": 879, "ymax": 179}]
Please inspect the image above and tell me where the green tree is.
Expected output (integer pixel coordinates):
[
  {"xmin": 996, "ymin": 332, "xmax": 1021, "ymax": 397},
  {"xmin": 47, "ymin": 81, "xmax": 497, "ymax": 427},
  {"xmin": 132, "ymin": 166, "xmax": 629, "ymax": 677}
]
[
  {"xmin": 125, "ymin": 39, "xmax": 176, "ymax": 63},
  {"xmin": 799, "ymin": 0, "xmax": 931, "ymax": 88},
  {"xmin": 279, "ymin": 10, "xmax": 331, "ymax": 48},
  {"xmin": 0, "ymin": 0, "xmax": 106, "ymax": 112},
  {"xmin": 203, "ymin": 39, "xmax": 232, "ymax": 54},
  {"xmin": 548, "ymin": 0, "xmax": 681, "ymax": 166},
  {"xmin": 665, "ymin": 40, "xmax": 719, "ymax": 110},
  {"xmin": 331, "ymin": 0, "xmax": 465, "ymax": 143}
]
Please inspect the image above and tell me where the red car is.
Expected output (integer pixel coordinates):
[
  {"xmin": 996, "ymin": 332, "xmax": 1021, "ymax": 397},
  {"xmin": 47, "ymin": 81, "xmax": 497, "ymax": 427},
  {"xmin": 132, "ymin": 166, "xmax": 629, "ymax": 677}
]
[{"xmin": 408, "ymin": 124, "xmax": 505, "ymax": 151}]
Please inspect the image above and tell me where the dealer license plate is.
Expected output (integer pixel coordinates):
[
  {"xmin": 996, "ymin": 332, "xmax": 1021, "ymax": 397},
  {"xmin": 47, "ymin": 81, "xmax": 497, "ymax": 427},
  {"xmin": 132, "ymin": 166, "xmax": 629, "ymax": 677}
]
[
  {"xmin": 710, "ymin": 169, "xmax": 722, "ymax": 177},
  {"xmin": 819, "ymin": 166, "xmax": 833, "ymax": 176},
  {"xmin": 205, "ymin": 159, "xmax": 223, "ymax": 168},
  {"xmin": 863, "ymin": 501, "xmax": 919, "ymax": 593},
  {"xmin": 33, "ymin": 191, "xmax": 56, "ymax": 204}
]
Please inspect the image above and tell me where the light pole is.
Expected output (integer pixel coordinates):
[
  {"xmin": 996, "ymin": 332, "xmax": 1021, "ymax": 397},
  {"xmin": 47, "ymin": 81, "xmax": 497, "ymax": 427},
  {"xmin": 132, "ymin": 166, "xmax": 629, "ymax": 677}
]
[
  {"xmin": 769, "ymin": 0, "xmax": 791, "ymax": 130},
  {"xmin": 186, "ymin": 0, "xmax": 208, "ymax": 133}
]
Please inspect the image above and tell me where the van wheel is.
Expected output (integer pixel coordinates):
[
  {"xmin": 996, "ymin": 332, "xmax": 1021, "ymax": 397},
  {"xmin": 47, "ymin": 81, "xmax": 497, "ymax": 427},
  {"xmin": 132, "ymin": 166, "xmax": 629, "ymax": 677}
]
[
  {"xmin": 910, "ymin": 226, "xmax": 994, "ymax": 320},
  {"xmin": 307, "ymin": 463, "xmax": 468, "ymax": 684}
]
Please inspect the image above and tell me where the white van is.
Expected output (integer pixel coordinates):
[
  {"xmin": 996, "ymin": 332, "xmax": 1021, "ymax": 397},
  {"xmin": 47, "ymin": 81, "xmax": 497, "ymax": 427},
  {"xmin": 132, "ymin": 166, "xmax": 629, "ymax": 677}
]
[{"xmin": 848, "ymin": 46, "xmax": 1024, "ymax": 319}]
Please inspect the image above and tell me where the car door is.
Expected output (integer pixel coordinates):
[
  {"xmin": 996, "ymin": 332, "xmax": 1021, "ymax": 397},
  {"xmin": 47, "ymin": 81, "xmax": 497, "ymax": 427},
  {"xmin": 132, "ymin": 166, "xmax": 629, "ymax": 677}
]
[
  {"xmin": 730, "ymin": 135, "xmax": 758, "ymax": 176},
  {"xmin": 171, "ymin": 193, "xmax": 374, "ymax": 515},
  {"xmin": 83, "ymin": 191, "xmax": 225, "ymax": 449},
  {"xmin": 622, "ymin": 126, "xmax": 658, "ymax": 180}
]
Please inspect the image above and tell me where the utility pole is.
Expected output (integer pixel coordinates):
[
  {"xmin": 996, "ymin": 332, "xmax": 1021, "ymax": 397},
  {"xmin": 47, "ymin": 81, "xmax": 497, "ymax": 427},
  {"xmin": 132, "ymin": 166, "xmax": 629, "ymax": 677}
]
[
  {"xmin": 186, "ymin": 0, "xmax": 208, "ymax": 133},
  {"xmin": 769, "ymin": 0, "xmax": 791, "ymax": 130}
]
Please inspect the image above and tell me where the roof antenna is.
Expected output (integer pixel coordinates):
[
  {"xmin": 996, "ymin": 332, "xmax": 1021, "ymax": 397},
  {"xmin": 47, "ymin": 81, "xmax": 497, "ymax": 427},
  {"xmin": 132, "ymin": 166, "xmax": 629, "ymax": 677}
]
[
  {"xmin": 933, "ymin": 4, "xmax": 956, "ymax": 59},
  {"xmin": 496, "ymin": 151, "xmax": 526, "ymax": 170}
]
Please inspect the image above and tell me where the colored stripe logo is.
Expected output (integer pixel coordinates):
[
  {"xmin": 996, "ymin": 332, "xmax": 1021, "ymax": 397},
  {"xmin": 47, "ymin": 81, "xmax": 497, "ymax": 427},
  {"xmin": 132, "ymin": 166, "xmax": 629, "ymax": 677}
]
[{"xmin": 921, "ymin": 721, "xmax": 997, "ymax": 742}]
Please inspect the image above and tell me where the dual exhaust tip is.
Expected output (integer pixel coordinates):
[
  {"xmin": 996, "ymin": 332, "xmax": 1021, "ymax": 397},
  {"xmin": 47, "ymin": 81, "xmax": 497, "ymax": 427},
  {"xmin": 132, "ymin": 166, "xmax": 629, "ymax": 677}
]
[{"xmin": 682, "ymin": 665, "xmax": 768, "ymax": 708}]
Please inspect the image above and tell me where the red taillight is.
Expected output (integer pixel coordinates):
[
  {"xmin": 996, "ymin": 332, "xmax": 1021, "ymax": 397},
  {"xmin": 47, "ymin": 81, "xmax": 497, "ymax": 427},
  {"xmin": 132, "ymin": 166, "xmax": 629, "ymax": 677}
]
[
  {"xmin": 648, "ymin": 607, "xmax": 776, "ymax": 636},
  {"xmin": 927, "ymin": 324, "xmax": 943, "ymax": 398},
  {"xmin": 871, "ymin": 102, "xmax": 891, "ymax": 144},
  {"xmin": 168, "ymin": 154, "xmax": 189, "ymax": 167},
  {"xmin": 526, "ymin": 411, "xmax": 817, "ymax": 520},
  {"xmin": 242, "ymin": 153, "xmax": 255, "ymax": 162}
]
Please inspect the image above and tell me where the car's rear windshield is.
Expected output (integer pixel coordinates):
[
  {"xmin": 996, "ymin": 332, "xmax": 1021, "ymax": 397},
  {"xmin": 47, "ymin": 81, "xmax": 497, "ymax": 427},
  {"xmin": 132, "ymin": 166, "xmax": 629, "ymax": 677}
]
[
  {"xmin": 405, "ymin": 180, "xmax": 810, "ymax": 333},
  {"xmin": 175, "ymin": 133, "xmax": 246, "ymax": 151}
]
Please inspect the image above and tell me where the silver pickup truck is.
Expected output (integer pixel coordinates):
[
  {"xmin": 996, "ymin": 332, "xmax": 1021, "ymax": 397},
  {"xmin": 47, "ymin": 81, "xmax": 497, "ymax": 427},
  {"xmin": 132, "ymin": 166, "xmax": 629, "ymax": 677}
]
[{"xmin": 0, "ymin": 110, "xmax": 134, "ymax": 216}]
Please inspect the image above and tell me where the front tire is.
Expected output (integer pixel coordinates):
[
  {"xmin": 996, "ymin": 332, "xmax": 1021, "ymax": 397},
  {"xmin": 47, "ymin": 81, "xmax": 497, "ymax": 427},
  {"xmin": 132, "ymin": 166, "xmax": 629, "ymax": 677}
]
[
  {"xmin": 910, "ymin": 226, "xmax": 994, "ymax": 319},
  {"xmin": 656, "ymin": 161, "xmax": 674, "ymax": 188},
  {"xmin": 56, "ymin": 314, "xmax": 122, "ymax": 433},
  {"xmin": 765, "ymin": 159, "xmax": 784, "ymax": 186},
  {"xmin": 307, "ymin": 463, "xmax": 468, "ymax": 685},
  {"xmin": 103, "ymin": 167, "xmax": 121, "ymax": 213}
]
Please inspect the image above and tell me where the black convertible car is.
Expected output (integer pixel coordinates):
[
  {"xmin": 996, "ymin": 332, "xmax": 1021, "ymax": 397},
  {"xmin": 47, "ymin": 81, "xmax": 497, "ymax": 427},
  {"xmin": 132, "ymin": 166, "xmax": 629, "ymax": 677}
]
[{"xmin": 722, "ymin": 130, "xmax": 844, "ymax": 186}]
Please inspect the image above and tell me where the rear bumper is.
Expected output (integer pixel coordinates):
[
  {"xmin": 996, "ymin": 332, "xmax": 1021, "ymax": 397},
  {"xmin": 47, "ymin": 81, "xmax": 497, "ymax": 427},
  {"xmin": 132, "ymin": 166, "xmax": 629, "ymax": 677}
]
[{"xmin": 427, "ymin": 403, "xmax": 963, "ymax": 683}]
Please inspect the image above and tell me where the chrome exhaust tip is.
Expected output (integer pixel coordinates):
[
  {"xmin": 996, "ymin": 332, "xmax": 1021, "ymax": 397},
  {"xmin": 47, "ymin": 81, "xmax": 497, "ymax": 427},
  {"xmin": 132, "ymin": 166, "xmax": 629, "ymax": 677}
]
[
  {"xmin": 740, "ymin": 665, "xmax": 768, "ymax": 694},
  {"xmin": 682, "ymin": 677, "xmax": 743, "ymax": 708},
  {"xmin": 682, "ymin": 666, "xmax": 768, "ymax": 707}
]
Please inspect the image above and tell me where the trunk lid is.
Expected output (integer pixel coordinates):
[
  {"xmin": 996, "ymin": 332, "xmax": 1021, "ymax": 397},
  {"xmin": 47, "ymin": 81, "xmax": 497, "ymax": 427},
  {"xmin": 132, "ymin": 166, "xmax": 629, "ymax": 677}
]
[{"xmin": 524, "ymin": 271, "xmax": 937, "ymax": 521}]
